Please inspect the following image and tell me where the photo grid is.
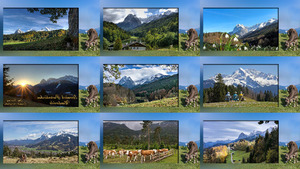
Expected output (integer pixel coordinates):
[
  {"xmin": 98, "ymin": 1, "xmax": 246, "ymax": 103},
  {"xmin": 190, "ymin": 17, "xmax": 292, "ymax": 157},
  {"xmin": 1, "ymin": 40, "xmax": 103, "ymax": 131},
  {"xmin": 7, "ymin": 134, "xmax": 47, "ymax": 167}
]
[{"xmin": 1, "ymin": 0, "xmax": 300, "ymax": 169}]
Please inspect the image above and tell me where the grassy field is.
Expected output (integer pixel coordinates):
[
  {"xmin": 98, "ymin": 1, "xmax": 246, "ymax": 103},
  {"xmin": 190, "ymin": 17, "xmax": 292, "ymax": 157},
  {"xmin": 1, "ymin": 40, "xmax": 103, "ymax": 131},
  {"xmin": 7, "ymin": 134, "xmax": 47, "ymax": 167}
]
[
  {"xmin": 225, "ymin": 150, "xmax": 250, "ymax": 164},
  {"xmin": 4, "ymin": 156, "xmax": 78, "ymax": 164},
  {"xmin": 102, "ymin": 147, "xmax": 199, "ymax": 169},
  {"xmin": 103, "ymin": 149, "xmax": 178, "ymax": 164},
  {"xmin": 2, "ymin": 146, "xmax": 100, "ymax": 169},
  {"xmin": 201, "ymin": 33, "xmax": 300, "ymax": 56},
  {"xmin": 1, "ymin": 34, "xmax": 100, "ymax": 56},
  {"xmin": 203, "ymin": 96, "xmax": 278, "ymax": 108},
  {"xmin": 102, "ymin": 90, "xmax": 200, "ymax": 113},
  {"xmin": 1, "ymin": 90, "xmax": 100, "ymax": 113},
  {"xmin": 101, "ymin": 33, "xmax": 200, "ymax": 56}
]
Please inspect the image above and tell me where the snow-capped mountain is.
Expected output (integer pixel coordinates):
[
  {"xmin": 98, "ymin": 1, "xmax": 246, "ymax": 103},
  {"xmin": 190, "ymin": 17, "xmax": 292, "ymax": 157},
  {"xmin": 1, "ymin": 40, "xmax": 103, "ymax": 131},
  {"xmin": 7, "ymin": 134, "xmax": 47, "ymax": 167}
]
[
  {"xmin": 15, "ymin": 29, "xmax": 24, "ymax": 34},
  {"xmin": 204, "ymin": 68, "xmax": 278, "ymax": 91},
  {"xmin": 229, "ymin": 18, "xmax": 278, "ymax": 37},
  {"xmin": 204, "ymin": 126, "xmax": 276, "ymax": 149},
  {"xmin": 118, "ymin": 73, "xmax": 170, "ymax": 88},
  {"xmin": 39, "ymin": 75, "xmax": 78, "ymax": 86},
  {"xmin": 140, "ymin": 11, "xmax": 176, "ymax": 24}
]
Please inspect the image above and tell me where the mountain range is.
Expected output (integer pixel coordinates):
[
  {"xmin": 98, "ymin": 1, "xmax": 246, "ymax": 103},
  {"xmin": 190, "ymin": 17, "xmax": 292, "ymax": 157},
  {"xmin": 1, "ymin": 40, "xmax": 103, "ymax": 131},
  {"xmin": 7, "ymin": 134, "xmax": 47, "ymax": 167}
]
[
  {"xmin": 15, "ymin": 75, "xmax": 78, "ymax": 96},
  {"xmin": 4, "ymin": 131, "xmax": 78, "ymax": 152},
  {"xmin": 229, "ymin": 18, "xmax": 278, "ymax": 38},
  {"xmin": 116, "ymin": 11, "xmax": 177, "ymax": 31},
  {"xmin": 14, "ymin": 27, "xmax": 54, "ymax": 34},
  {"xmin": 203, "ymin": 67, "xmax": 278, "ymax": 94},
  {"xmin": 118, "ymin": 73, "xmax": 171, "ymax": 89},
  {"xmin": 204, "ymin": 126, "xmax": 276, "ymax": 149}
]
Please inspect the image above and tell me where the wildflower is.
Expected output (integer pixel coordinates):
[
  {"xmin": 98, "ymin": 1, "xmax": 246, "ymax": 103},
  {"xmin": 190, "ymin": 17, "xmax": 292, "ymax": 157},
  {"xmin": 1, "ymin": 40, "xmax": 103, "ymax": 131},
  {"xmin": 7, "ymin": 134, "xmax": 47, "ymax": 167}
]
[
  {"xmin": 257, "ymin": 45, "xmax": 261, "ymax": 49},
  {"xmin": 233, "ymin": 37, "xmax": 239, "ymax": 42},
  {"xmin": 244, "ymin": 46, "xmax": 248, "ymax": 51},
  {"xmin": 235, "ymin": 35, "xmax": 239, "ymax": 38},
  {"xmin": 212, "ymin": 44, "xmax": 216, "ymax": 48},
  {"xmin": 238, "ymin": 47, "xmax": 241, "ymax": 51},
  {"xmin": 276, "ymin": 47, "xmax": 278, "ymax": 51},
  {"xmin": 203, "ymin": 46, "xmax": 206, "ymax": 50},
  {"xmin": 225, "ymin": 34, "xmax": 229, "ymax": 38}
]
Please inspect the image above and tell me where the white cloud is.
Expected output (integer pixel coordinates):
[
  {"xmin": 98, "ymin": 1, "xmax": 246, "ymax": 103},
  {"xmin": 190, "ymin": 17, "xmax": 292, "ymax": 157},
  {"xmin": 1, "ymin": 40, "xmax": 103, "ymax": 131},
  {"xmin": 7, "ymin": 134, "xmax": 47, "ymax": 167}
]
[{"xmin": 103, "ymin": 8, "xmax": 152, "ymax": 23}]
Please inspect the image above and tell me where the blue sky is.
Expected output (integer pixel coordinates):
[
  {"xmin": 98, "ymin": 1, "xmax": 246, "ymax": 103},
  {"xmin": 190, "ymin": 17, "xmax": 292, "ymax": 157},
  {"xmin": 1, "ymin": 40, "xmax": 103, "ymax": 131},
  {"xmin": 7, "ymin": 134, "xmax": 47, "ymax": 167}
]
[
  {"xmin": 200, "ymin": 57, "xmax": 300, "ymax": 86},
  {"xmin": 201, "ymin": 0, "xmax": 300, "ymax": 30},
  {"xmin": 203, "ymin": 8, "xmax": 278, "ymax": 33},
  {"xmin": 204, "ymin": 120, "xmax": 277, "ymax": 142},
  {"xmin": 100, "ymin": 57, "xmax": 200, "ymax": 86},
  {"xmin": 6, "ymin": 64, "xmax": 78, "ymax": 86},
  {"xmin": 4, "ymin": 8, "xmax": 69, "ymax": 35},
  {"xmin": 203, "ymin": 64, "xmax": 278, "ymax": 80},
  {"xmin": 101, "ymin": 113, "xmax": 200, "ymax": 143},
  {"xmin": 3, "ymin": 0, "xmax": 100, "ymax": 31},
  {"xmin": 0, "ymin": 57, "xmax": 100, "ymax": 87},
  {"xmin": 0, "ymin": 113, "xmax": 100, "ymax": 142},
  {"xmin": 4, "ymin": 121, "xmax": 78, "ymax": 141},
  {"xmin": 101, "ymin": 0, "xmax": 200, "ymax": 30},
  {"xmin": 104, "ymin": 64, "xmax": 178, "ymax": 83}
]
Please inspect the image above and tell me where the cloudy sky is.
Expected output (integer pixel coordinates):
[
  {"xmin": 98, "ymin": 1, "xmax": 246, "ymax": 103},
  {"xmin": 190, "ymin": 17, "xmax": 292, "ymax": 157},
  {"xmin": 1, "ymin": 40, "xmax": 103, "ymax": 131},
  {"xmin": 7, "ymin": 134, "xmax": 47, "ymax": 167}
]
[
  {"xmin": 103, "ymin": 8, "xmax": 178, "ymax": 24},
  {"xmin": 4, "ymin": 121, "xmax": 78, "ymax": 141},
  {"xmin": 1, "ymin": 57, "xmax": 100, "ymax": 87},
  {"xmin": 200, "ymin": 56, "xmax": 300, "ymax": 87},
  {"xmin": 203, "ymin": 65, "xmax": 278, "ymax": 80},
  {"xmin": 204, "ymin": 120, "xmax": 278, "ymax": 143},
  {"xmin": 3, "ymin": 0, "xmax": 100, "ymax": 32},
  {"xmin": 201, "ymin": 0, "xmax": 300, "ymax": 30},
  {"xmin": 4, "ymin": 8, "xmax": 69, "ymax": 34},
  {"xmin": 5, "ymin": 64, "xmax": 78, "ymax": 86},
  {"xmin": 101, "ymin": 57, "xmax": 200, "ymax": 87},
  {"xmin": 0, "ymin": 113, "xmax": 100, "ymax": 143},
  {"xmin": 104, "ymin": 121, "xmax": 174, "ymax": 131},
  {"xmin": 101, "ymin": 113, "xmax": 200, "ymax": 143},
  {"xmin": 203, "ymin": 8, "xmax": 278, "ymax": 33},
  {"xmin": 104, "ymin": 64, "xmax": 178, "ymax": 83},
  {"xmin": 101, "ymin": 0, "xmax": 200, "ymax": 30}
]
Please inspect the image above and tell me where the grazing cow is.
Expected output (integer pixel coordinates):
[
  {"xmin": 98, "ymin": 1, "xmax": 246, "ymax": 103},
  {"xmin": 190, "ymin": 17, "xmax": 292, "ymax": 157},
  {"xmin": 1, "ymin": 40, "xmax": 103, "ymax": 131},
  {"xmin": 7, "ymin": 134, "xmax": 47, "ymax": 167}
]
[
  {"xmin": 118, "ymin": 149, "xmax": 126, "ymax": 158},
  {"xmin": 285, "ymin": 28, "xmax": 298, "ymax": 51},
  {"xmin": 126, "ymin": 150, "xmax": 139, "ymax": 163},
  {"xmin": 158, "ymin": 148, "xmax": 168, "ymax": 154},
  {"xmin": 185, "ymin": 28, "xmax": 199, "ymax": 51},
  {"xmin": 285, "ymin": 141, "xmax": 298, "ymax": 163},
  {"xmin": 185, "ymin": 85, "xmax": 199, "ymax": 107},
  {"xmin": 16, "ymin": 154, "xmax": 27, "ymax": 163},
  {"xmin": 185, "ymin": 141, "xmax": 199, "ymax": 163},
  {"xmin": 85, "ymin": 141, "xmax": 99, "ymax": 163},
  {"xmin": 103, "ymin": 150, "xmax": 116, "ymax": 159},
  {"xmin": 85, "ymin": 28, "xmax": 98, "ymax": 51},
  {"xmin": 85, "ymin": 85, "xmax": 99, "ymax": 107},
  {"xmin": 141, "ymin": 150, "xmax": 156, "ymax": 163},
  {"xmin": 285, "ymin": 85, "xmax": 298, "ymax": 107}
]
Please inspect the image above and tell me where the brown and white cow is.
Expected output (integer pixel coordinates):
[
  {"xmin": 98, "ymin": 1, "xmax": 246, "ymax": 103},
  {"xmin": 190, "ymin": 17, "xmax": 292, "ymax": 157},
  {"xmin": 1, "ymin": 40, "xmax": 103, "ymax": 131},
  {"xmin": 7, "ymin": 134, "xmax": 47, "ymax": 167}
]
[
  {"xmin": 103, "ymin": 150, "xmax": 116, "ymax": 159},
  {"xmin": 141, "ymin": 150, "xmax": 156, "ymax": 163},
  {"xmin": 126, "ymin": 150, "xmax": 139, "ymax": 162}
]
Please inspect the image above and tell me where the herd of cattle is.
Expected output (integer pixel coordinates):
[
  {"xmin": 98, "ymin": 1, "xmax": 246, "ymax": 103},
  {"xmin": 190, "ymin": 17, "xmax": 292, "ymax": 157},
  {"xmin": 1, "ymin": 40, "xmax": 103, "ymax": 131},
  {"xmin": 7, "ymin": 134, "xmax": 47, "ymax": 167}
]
[{"xmin": 103, "ymin": 148, "xmax": 170, "ymax": 163}]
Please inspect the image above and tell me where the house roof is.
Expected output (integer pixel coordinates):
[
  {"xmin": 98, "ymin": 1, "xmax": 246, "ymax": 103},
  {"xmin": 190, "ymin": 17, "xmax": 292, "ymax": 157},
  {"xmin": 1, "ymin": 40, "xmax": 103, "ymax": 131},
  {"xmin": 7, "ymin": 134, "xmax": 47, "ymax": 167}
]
[{"xmin": 123, "ymin": 41, "xmax": 146, "ymax": 48}]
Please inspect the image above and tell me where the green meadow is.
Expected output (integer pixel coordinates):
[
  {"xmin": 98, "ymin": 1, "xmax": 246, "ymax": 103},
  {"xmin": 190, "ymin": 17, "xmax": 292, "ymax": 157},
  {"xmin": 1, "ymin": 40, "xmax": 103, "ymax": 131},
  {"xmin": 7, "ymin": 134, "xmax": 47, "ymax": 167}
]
[{"xmin": 2, "ymin": 34, "xmax": 100, "ymax": 56}]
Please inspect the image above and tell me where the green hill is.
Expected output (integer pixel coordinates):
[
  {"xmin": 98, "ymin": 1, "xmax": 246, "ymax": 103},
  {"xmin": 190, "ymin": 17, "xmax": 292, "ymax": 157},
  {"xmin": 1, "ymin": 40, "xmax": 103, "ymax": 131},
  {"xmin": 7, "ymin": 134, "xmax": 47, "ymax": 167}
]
[{"xmin": 103, "ymin": 21, "xmax": 131, "ymax": 43}]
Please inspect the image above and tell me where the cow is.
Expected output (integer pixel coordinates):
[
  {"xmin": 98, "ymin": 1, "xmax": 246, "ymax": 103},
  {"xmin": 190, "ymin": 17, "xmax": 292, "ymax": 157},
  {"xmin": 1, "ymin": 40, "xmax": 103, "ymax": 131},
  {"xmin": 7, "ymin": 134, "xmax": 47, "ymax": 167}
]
[
  {"xmin": 285, "ymin": 85, "xmax": 298, "ymax": 107},
  {"xmin": 85, "ymin": 28, "xmax": 98, "ymax": 51},
  {"xmin": 185, "ymin": 85, "xmax": 199, "ymax": 107},
  {"xmin": 118, "ymin": 149, "xmax": 126, "ymax": 158},
  {"xmin": 103, "ymin": 150, "xmax": 116, "ymax": 159},
  {"xmin": 126, "ymin": 150, "xmax": 139, "ymax": 163},
  {"xmin": 85, "ymin": 85, "xmax": 99, "ymax": 107},
  {"xmin": 85, "ymin": 141, "xmax": 99, "ymax": 163},
  {"xmin": 185, "ymin": 28, "xmax": 199, "ymax": 51},
  {"xmin": 285, "ymin": 28, "xmax": 298, "ymax": 51},
  {"xmin": 185, "ymin": 141, "xmax": 199, "ymax": 164},
  {"xmin": 285, "ymin": 141, "xmax": 298, "ymax": 163},
  {"xmin": 16, "ymin": 154, "xmax": 27, "ymax": 163},
  {"xmin": 141, "ymin": 150, "xmax": 156, "ymax": 163}
]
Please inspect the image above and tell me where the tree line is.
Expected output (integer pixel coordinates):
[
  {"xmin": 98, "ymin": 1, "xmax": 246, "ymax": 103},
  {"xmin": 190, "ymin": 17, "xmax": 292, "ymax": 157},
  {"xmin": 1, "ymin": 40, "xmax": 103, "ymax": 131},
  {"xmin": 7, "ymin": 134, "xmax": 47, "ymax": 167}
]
[{"xmin": 203, "ymin": 73, "xmax": 278, "ymax": 103}]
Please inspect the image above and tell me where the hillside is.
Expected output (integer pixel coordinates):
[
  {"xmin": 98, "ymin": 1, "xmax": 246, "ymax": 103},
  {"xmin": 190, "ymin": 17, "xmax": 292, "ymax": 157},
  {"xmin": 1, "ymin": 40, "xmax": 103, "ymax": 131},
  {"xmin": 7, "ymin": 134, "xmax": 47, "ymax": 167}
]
[
  {"xmin": 241, "ymin": 22, "xmax": 279, "ymax": 47},
  {"xmin": 103, "ymin": 21, "xmax": 131, "ymax": 43},
  {"xmin": 130, "ymin": 13, "xmax": 179, "ymax": 37}
]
